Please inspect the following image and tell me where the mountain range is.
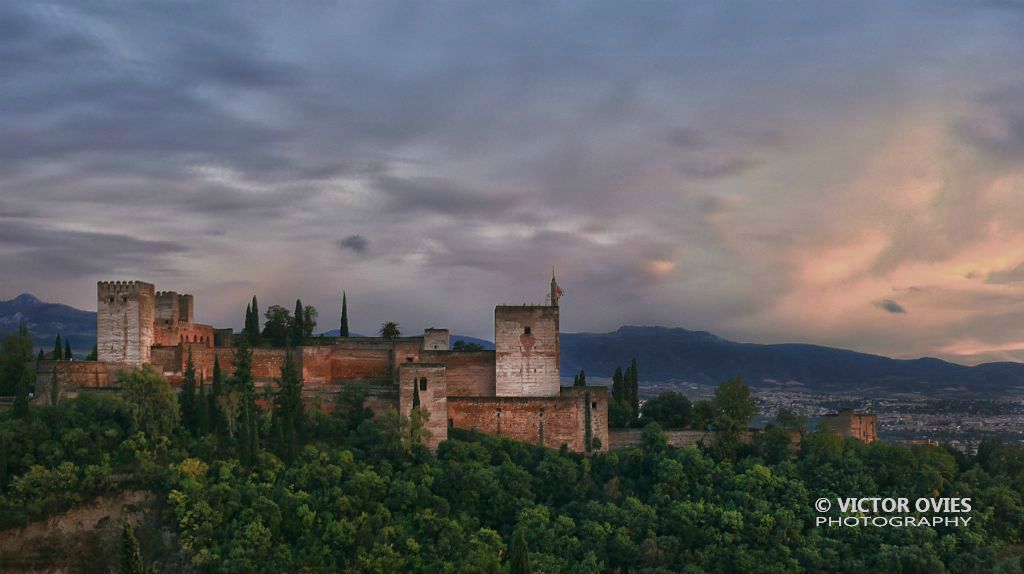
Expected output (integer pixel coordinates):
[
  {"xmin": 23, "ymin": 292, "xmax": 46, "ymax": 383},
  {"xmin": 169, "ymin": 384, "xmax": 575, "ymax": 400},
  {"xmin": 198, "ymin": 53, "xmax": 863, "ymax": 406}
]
[{"xmin": 3, "ymin": 294, "xmax": 1022, "ymax": 397}]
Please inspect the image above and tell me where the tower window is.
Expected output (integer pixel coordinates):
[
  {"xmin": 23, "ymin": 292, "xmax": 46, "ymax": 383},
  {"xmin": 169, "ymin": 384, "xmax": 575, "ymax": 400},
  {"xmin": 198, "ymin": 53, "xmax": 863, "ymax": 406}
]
[
  {"xmin": 592, "ymin": 402, "xmax": 597, "ymax": 409},
  {"xmin": 524, "ymin": 326, "xmax": 531, "ymax": 335},
  {"xmin": 419, "ymin": 377, "xmax": 428, "ymax": 391}
]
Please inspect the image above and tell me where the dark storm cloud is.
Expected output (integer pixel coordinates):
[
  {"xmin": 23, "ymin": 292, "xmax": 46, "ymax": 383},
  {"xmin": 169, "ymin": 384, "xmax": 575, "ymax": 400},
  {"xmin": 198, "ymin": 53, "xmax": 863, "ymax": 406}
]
[
  {"xmin": 337, "ymin": 235, "xmax": 369, "ymax": 254},
  {"xmin": 0, "ymin": 220, "xmax": 187, "ymax": 279},
  {"xmin": 873, "ymin": 299, "xmax": 908, "ymax": 314},
  {"xmin": 2, "ymin": 1, "xmax": 1024, "ymax": 361},
  {"xmin": 371, "ymin": 175, "xmax": 526, "ymax": 217}
]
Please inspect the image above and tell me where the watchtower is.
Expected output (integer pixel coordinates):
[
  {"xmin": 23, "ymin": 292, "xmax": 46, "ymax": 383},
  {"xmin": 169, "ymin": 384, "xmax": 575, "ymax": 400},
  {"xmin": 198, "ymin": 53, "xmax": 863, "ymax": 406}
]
[
  {"xmin": 494, "ymin": 276, "xmax": 561, "ymax": 397},
  {"xmin": 97, "ymin": 281, "xmax": 156, "ymax": 366}
]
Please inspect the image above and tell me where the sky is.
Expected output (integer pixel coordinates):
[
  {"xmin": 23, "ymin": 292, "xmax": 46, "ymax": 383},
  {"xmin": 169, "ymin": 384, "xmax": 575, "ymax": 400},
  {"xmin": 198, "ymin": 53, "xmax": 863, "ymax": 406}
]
[{"xmin": 2, "ymin": 2, "xmax": 1024, "ymax": 365}]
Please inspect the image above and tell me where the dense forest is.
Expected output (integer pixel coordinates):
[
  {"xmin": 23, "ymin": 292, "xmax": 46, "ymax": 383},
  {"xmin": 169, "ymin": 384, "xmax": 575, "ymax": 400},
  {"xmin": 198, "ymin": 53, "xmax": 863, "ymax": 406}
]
[{"xmin": 1, "ymin": 327, "xmax": 1023, "ymax": 573}]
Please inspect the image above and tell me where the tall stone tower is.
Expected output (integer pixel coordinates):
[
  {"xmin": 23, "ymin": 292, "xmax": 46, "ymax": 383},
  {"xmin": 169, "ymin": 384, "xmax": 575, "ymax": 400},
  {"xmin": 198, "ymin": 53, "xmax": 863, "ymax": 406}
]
[
  {"xmin": 97, "ymin": 281, "xmax": 155, "ymax": 366},
  {"xmin": 494, "ymin": 276, "xmax": 561, "ymax": 397}
]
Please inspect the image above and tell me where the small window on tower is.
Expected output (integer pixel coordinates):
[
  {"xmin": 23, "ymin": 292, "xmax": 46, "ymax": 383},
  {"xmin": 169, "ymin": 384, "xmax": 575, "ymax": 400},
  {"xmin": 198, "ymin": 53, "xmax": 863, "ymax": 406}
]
[
  {"xmin": 524, "ymin": 326, "xmax": 532, "ymax": 336},
  {"xmin": 592, "ymin": 402, "xmax": 597, "ymax": 409},
  {"xmin": 419, "ymin": 377, "xmax": 428, "ymax": 391}
]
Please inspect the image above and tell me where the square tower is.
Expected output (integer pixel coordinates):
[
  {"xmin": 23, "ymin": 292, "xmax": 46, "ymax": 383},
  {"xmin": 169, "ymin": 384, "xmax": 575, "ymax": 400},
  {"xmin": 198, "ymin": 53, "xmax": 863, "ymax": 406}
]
[
  {"xmin": 97, "ymin": 281, "xmax": 156, "ymax": 366},
  {"xmin": 494, "ymin": 305, "xmax": 560, "ymax": 397}
]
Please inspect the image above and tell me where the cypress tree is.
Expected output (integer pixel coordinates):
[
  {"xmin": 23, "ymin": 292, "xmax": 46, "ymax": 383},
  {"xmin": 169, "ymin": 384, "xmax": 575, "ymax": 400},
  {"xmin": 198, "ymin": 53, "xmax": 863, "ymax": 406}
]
[
  {"xmin": 573, "ymin": 369, "xmax": 586, "ymax": 387},
  {"xmin": 244, "ymin": 303, "xmax": 252, "ymax": 339},
  {"xmin": 52, "ymin": 333, "xmax": 62, "ymax": 360},
  {"xmin": 232, "ymin": 338, "xmax": 254, "ymax": 394},
  {"xmin": 239, "ymin": 400, "xmax": 252, "ymax": 467},
  {"xmin": 211, "ymin": 355, "xmax": 223, "ymax": 434},
  {"xmin": 509, "ymin": 528, "xmax": 532, "ymax": 574},
  {"xmin": 181, "ymin": 351, "xmax": 197, "ymax": 435},
  {"xmin": 121, "ymin": 517, "xmax": 145, "ymax": 574},
  {"xmin": 250, "ymin": 296, "xmax": 260, "ymax": 344},
  {"xmin": 412, "ymin": 379, "xmax": 420, "ymax": 409},
  {"xmin": 197, "ymin": 377, "xmax": 209, "ymax": 436},
  {"xmin": 64, "ymin": 340, "xmax": 72, "ymax": 361},
  {"xmin": 13, "ymin": 369, "xmax": 29, "ymax": 418},
  {"xmin": 611, "ymin": 366, "xmax": 624, "ymax": 404},
  {"xmin": 37, "ymin": 349, "xmax": 45, "ymax": 362},
  {"xmin": 291, "ymin": 299, "xmax": 304, "ymax": 346},
  {"xmin": 629, "ymin": 357, "xmax": 640, "ymax": 424},
  {"xmin": 86, "ymin": 344, "xmax": 98, "ymax": 361},
  {"xmin": 340, "ymin": 291, "xmax": 349, "ymax": 337},
  {"xmin": 273, "ymin": 348, "xmax": 304, "ymax": 463}
]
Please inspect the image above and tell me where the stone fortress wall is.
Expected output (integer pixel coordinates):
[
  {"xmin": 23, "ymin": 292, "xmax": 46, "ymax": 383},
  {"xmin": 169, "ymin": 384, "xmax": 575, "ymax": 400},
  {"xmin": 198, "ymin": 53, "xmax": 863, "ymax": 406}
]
[{"xmin": 37, "ymin": 277, "xmax": 607, "ymax": 453}]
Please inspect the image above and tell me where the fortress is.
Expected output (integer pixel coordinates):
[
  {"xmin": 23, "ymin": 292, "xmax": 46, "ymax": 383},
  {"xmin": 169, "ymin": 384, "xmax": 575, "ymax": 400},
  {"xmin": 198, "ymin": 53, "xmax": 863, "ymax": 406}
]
[{"xmin": 37, "ymin": 276, "xmax": 609, "ymax": 453}]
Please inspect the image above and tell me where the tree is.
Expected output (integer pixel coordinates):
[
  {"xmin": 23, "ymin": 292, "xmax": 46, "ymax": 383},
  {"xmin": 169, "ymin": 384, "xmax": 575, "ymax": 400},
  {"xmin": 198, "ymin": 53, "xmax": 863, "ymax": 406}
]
[
  {"xmin": 196, "ymin": 377, "xmax": 210, "ymax": 436},
  {"xmin": 262, "ymin": 305, "xmax": 292, "ymax": 347},
  {"xmin": 13, "ymin": 367, "xmax": 30, "ymax": 418},
  {"xmin": 2, "ymin": 323, "xmax": 34, "ymax": 413},
  {"xmin": 239, "ymin": 400, "xmax": 254, "ymax": 467},
  {"xmin": 691, "ymin": 400, "xmax": 715, "ymax": 430},
  {"xmin": 453, "ymin": 340, "xmax": 485, "ymax": 352},
  {"xmin": 231, "ymin": 338, "xmax": 258, "ymax": 464},
  {"xmin": 628, "ymin": 357, "xmax": 640, "ymax": 425},
  {"xmin": 340, "ymin": 291, "xmax": 350, "ymax": 337},
  {"xmin": 52, "ymin": 333, "xmax": 62, "ymax": 360},
  {"xmin": 210, "ymin": 355, "xmax": 223, "ymax": 434},
  {"xmin": 712, "ymin": 377, "xmax": 756, "ymax": 434},
  {"xmin": 181, "ymin": 351, "xmax": 197, "ymax": 435},
  {"xmin": 611, "ymin": 367, "xmax": 624, "ymax": 404},
  {"xmin": 303, "ymin": 305, "xmax": 318, "ymax": 339},
  {"xmin": 640, "ymin": 391, "xmax": 692, "ymax": 429},
  {"xmin": 119, "ymin": 366, "xmax": 180, "ymax": 438},
  {"xmin": 244, "ymin": 302, "xmax": 253, "ymax": 340},
  {"xmin": 121, "ymin": 517, "xmax": 145, "ymax": 574},
  {"xmin": 379, "ymin": 321, "xmax": 401, "ymax": 340},
  {"xmin": 37, "ymin": 349, "xmax": 45, "ymax": 362},
  {"xmin": 508, "ymin": 528, "xmax": 531, "ymax": 574},
  {"xmin": 64, "ymin": 339, "xmax": 72, "ymax": 361},
  {"xmin": 412, "ymin": 379, "xmax": 421, "ymax": 409},
  {"xmin": 273, "ymin": 348, "xmax": 305, "ymax": 463},
  {"xmin": 573, "ymin": 369, "xmax": 586, "ymax": 387},
  {"xmin": 291, "ymin": 299, "xmax": 305, "ymax": 345},
  {"xmin": 85, "ymin": 344, "xmax": 98, "ymax": 361}
]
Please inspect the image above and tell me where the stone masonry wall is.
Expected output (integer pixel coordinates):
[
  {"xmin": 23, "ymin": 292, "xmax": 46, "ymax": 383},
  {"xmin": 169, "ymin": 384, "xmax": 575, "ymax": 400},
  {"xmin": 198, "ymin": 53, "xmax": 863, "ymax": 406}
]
[
  {"xmin": 97, "ymin": 281, "xmax": 154, "ymax": 366},
  {"xmin": 448, "ymin": 386, "xmax": 607, "ymax": 453},
  {"xmin": 399, "ymin": 363, "xmax": 448, "ymax": 449},
  {"xmin": 422, "ymin": 350, "xmax": 496, "ymax": 397},
  {"xmin": 494, "ymin": 305, "xmax": 560, "ymax": 397}
]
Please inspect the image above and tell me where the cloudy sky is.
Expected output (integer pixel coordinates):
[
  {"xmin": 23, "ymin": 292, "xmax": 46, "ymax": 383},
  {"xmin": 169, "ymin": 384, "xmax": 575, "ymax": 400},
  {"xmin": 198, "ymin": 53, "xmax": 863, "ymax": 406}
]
[{"xmin": 2, "ymin": 2, "xmax": 1024, "ymax": 364}]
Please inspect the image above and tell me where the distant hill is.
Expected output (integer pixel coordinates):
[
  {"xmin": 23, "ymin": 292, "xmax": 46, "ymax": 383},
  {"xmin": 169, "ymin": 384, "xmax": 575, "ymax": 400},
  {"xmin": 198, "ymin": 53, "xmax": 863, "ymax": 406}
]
[
  {"xmin": 0, "ymin": 294, "xmax": 96, "ymax": 356},
  {"xmin": 4, "ymin": 295, "xmax": 1022, "ymax": 396},
  {"xmin": 560, "ymin": 326, "xmax": 1024, "ymax": 396}
]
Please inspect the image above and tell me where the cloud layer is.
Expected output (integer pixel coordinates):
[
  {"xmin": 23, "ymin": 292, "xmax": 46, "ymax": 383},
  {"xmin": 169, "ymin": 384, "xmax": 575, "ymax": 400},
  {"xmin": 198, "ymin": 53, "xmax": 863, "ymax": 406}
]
[{"xmin": 3, "ymin": 2, "xmax": 1024, "ymax": 365}]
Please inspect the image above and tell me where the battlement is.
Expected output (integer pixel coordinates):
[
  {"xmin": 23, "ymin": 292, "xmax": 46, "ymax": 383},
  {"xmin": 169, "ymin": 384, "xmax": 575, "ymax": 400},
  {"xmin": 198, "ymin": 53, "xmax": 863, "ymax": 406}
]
[{"xmin": 98, "ymin": 280, "xmax": 155, "ymax": 295}]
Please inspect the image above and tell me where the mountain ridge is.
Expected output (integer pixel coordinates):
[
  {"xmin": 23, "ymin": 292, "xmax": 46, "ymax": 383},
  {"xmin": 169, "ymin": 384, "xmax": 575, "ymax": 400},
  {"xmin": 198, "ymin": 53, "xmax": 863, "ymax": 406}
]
[{"xmin": 2, "ymin": 295, "xmax": 1021, "ymax": 396}]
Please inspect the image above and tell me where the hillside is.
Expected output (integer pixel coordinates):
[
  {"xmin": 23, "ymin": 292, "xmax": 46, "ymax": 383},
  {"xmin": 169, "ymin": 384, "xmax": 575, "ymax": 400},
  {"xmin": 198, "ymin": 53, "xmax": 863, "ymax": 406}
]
[
  {"xmin": 0, "ymin": 294, "xmax": 96, "ymax": 356},
  {"xmin": 560, "ymin": 326, "xmax": 1024, "ymax": 396}
]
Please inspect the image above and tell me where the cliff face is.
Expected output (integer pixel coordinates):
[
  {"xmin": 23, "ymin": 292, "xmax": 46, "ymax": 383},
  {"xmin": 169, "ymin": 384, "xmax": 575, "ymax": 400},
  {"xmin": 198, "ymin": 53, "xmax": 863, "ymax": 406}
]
[{"xmin": 0, "ymin": 490, "xmax": 189, "ymax": 574}]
